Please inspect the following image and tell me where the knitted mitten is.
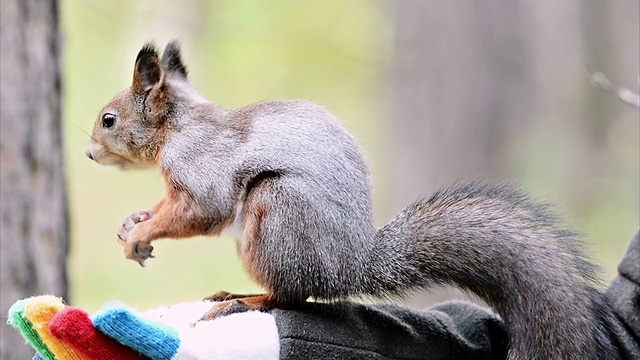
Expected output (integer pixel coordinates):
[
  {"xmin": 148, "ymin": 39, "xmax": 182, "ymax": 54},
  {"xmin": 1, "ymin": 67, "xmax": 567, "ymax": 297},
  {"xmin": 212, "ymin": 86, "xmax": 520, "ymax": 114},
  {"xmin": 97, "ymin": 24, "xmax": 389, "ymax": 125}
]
[
  {"xmin": 7, "ymin": 298, "xmax": 55, "ymax": 360},
  {"xmin": 93, "ymin": 301, "xmax": 279, "ymax": 360},
  {"xmin": 22, "ymin": 295, "xmax": 85, "ymax": 360},
  {"xmin": 50, "ymin": 307, "xmax": 148, "ymax": 359}
]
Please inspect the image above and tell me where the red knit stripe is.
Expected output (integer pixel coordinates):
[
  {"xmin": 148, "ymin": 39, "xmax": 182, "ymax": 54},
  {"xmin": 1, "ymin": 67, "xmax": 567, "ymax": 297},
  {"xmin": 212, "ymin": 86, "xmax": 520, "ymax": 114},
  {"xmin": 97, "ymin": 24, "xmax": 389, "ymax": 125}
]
[{"xmin": 49, "ymin": 307, "xmax": 148, "ymax": 360}]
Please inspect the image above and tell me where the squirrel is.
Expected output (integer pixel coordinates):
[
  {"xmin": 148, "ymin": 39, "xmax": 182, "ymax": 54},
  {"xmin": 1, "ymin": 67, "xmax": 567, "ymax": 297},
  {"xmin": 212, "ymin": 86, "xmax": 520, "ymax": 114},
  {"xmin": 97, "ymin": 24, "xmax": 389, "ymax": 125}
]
[{"xmin": 85, "ymin": 41, "xmax": 618, "ymax": 360}]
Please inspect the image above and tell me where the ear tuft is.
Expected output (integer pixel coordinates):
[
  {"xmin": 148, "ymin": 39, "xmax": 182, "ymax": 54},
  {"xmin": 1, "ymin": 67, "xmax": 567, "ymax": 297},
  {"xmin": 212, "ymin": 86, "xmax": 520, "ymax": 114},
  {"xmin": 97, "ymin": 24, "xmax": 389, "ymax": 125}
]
[
  {"xmin": 132, "ymin": 42, "xmax": 162, "ymax": 93},
  {"xmin": 137, "ymin": 42, "xmax": 159, "ymax": 64},
  {"xmin": 161, "ymin": 40, "xmax": 188, "ymax": 80}
]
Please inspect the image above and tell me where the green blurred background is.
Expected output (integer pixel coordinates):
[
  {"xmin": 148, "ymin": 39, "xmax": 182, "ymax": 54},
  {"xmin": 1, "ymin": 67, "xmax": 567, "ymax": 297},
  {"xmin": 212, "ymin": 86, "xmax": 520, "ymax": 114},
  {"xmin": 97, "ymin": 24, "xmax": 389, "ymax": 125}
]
[{"xmin": 61, "ymin": 0, "xmax": 639, "ymax": 312}]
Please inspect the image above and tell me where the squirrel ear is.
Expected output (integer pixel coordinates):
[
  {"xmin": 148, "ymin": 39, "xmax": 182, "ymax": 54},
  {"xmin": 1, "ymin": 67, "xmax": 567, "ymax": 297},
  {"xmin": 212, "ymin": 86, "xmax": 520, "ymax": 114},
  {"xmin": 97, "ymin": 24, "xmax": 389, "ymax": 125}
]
[
  {"xmin": 161, "ymin": 40, "xmax": 188, "ymax": 80},
  {"xmin": 132, "ymin": 43, "xmax": 163, "ymax": 94}
]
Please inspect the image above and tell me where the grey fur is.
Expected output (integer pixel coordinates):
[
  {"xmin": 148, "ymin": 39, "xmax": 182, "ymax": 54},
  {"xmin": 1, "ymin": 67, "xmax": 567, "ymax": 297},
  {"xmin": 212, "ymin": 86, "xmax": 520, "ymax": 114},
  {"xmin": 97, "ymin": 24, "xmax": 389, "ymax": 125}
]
[{"xmin": 89, "ymin": 42, "xmax": 619, "ymax": 360}]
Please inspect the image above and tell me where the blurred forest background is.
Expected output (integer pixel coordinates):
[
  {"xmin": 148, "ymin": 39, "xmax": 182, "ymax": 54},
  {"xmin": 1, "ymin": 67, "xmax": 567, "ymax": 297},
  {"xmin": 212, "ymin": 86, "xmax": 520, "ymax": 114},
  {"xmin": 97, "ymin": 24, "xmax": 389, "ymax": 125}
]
[{"xmin": 1, "ymin": 0, "xmax": 638, "ymax": 357}]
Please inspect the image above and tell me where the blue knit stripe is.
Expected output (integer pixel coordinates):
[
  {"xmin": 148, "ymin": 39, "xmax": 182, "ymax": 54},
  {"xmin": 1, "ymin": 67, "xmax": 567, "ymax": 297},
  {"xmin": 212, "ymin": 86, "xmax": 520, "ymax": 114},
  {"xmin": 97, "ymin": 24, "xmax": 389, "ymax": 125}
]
[{"xmin": 93, "ymin": 304, "xmax": 180, "ymax": 360}]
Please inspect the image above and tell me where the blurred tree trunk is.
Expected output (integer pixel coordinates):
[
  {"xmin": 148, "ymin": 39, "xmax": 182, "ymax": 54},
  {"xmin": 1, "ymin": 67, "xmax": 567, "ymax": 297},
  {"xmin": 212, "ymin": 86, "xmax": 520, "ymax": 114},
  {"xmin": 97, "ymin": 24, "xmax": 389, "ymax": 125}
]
[
  {"xmin": 131, "ymin": 0, "xmax": 204, "ymax": 59},
  {"xmin": 0, "ymin": 0, "xmax": 68, "ymax": 359},
  {"xmin": 385, "ymin": 0, "xmax": 531, "ymax": 307},
  {"xmin": 386, "ymin": 0, "xmax": 530, "ymax": 201}
]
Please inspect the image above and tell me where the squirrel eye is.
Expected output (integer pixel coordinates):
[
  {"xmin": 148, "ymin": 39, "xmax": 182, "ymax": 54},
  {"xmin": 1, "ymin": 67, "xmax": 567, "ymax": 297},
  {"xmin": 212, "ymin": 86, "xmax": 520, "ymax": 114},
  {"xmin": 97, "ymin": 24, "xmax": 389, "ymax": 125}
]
[{"xmin": 102, "ymin": 113, "xmax": 116, "ymax": 128}]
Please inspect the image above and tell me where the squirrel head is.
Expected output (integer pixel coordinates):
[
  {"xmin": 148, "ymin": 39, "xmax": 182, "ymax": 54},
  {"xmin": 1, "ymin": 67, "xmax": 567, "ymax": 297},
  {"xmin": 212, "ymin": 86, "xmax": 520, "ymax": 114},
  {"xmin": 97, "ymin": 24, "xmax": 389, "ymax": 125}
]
[{"xmin": 85, "ymin": 41, "xmax": 189, "ymax": 170}]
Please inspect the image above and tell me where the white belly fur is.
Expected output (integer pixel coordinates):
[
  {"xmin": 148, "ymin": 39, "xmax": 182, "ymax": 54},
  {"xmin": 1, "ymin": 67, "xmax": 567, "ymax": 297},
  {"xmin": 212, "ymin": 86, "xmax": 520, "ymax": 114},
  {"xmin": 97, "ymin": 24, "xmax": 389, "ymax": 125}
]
[{"xmin": 220, "ymin": 201, "xmax": 245, "ymax": 241}]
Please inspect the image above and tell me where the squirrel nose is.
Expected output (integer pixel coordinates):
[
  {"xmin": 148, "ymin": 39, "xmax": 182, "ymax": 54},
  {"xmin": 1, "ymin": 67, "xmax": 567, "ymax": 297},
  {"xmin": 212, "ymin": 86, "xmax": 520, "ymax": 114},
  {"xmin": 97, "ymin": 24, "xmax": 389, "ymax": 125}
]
[{"xmin": 85, "ymin": 149, "xmax": 94, "ymax": 160}]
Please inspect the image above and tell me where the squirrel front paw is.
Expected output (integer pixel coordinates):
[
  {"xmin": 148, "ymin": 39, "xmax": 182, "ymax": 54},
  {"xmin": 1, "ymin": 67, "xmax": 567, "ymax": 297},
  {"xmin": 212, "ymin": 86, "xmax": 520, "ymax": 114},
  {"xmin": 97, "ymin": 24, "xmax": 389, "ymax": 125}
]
[
  {"xmin": 118, "ymin": 211, "xmax": 154, "ymax": 266},
  {"xmin": 117, "ymin": 211, "xmax": 151, "ymax": 245},
  {"xmin": 124, "ymin": 241, "xmax": 154, "ymax": 267}
]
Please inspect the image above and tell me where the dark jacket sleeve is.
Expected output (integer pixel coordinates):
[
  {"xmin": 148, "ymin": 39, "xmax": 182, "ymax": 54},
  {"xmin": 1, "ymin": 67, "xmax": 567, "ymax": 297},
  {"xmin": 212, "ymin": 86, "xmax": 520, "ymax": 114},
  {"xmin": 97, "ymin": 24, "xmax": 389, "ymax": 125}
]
[
  {"xmin": 273, "ymin": 300, "xmax": 507, "ymax": 360},
  {"xmin": 605, "ymin": 230, "xmax": 640, "ymax": 360}
]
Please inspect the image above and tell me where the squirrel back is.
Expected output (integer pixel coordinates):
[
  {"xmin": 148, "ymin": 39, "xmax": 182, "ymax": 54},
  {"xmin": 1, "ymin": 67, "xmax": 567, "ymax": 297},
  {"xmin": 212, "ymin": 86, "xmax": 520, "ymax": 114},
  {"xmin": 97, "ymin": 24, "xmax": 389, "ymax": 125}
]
[{"xmin": 86, "ymin": 42, "xmax": 618, "ymax": 360}]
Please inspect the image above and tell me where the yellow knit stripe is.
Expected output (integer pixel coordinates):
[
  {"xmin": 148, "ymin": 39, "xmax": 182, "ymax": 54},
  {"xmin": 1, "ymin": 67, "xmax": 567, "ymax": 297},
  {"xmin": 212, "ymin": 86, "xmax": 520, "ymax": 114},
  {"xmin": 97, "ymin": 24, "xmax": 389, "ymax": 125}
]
[{"xmin": 24, "ymin": 295, "xmax": 87, "ymax": 360}]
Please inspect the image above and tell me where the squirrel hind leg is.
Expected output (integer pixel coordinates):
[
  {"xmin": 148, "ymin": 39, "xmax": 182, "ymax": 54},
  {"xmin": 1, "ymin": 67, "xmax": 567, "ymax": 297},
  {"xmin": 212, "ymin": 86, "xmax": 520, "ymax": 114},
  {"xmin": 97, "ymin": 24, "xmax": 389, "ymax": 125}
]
[
  {"xmin": 238, "ymin": 175, "xmax": 370, "ymax": 302},
  {"xmin": 199, "ymin": 294, "xmax": 280, "ymax": 321}
]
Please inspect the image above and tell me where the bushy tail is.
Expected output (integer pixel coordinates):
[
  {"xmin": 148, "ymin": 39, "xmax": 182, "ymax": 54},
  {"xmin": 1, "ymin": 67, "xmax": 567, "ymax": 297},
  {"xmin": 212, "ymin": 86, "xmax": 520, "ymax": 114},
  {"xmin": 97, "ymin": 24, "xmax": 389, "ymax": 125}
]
[{"xmin": 364, "ymin": 181, "xmax": 611, "ymax": 360}]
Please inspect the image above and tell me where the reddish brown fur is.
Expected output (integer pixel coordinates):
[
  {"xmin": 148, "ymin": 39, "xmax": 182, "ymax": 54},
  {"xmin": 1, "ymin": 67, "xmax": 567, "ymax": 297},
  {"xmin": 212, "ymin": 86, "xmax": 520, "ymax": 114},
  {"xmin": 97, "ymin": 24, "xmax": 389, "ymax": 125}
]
[
  {"xmin": 203, "ymin": 291, "xmax": 263, "ymax": 301},
  {"xmin": 122, "ymin": 168, "xmax": 236, "ymax": 260}
]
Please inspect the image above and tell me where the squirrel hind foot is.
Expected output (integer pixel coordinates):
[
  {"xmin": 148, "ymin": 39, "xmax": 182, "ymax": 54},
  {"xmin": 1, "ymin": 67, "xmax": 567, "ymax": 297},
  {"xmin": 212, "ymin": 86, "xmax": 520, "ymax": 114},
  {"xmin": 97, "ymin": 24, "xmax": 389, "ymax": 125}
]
[
  {"xmin": 202, "ymin": 290, "xmax": 265, "ymax": 302},
  {"xmin": 199, "ymin": 294, "xmax": 278, "ymax": 321}
]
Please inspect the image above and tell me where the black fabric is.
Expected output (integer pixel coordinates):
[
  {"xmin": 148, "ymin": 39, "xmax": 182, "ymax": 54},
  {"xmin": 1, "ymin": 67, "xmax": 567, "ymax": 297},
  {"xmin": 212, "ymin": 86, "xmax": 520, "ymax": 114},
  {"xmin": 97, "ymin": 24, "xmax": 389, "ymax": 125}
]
[
  {"xmin": 274, "ymin": 300, "xmax": 507, "ymax": 360},
  {"xmin": 273, "ymin": 230, "xmax": 640, "ymax": 360},
  {"xmin": 605, "ymin": 231, "xmax": 640, "ymax": 359}
]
